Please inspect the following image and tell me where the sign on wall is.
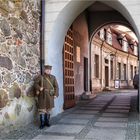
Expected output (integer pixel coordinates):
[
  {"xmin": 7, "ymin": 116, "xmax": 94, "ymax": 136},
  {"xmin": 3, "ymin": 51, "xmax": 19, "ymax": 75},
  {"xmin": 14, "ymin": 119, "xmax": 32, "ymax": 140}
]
[{"xmin": 76, "ymin": 46, "xmax": 80, "ymax": 62}]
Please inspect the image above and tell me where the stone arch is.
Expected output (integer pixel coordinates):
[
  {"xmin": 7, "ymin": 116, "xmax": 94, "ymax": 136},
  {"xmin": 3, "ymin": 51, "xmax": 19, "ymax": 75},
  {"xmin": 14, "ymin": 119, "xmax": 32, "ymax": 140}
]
[
  {"xmin": 46, "ymin": 0, "xmax": 140, "ymax": 115},
  {"xmin": 89, "ymin": 22, "xmax": 138, "ymax": 94}
]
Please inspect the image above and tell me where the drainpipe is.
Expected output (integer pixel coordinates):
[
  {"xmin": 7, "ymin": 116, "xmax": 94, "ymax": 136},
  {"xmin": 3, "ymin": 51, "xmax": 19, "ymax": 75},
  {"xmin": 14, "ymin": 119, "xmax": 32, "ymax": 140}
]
[
  {"xmin": 89, "ymin": 41, "xmax": 92, "ymax": 93},
  {"xmin": 127, "ymin": 53, "xmax": 130, "ymax": 87},
  {"xmin": 40, "ymin": 0, "xmax": 45, "ymax": 75},
  {"xmin": 100, "ymin": 40, "xmax": 104, "ymax": 90},
  {"xmin": 114, "ymin": 50, "xmax": 117, "ymax": 87}
]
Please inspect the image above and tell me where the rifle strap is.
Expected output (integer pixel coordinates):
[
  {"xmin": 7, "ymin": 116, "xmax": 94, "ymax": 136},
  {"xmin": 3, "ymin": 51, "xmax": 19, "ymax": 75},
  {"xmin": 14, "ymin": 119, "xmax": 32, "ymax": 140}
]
[{"xmin": 44, "ymin": 77, "xmax": 54, "ymax": 90}]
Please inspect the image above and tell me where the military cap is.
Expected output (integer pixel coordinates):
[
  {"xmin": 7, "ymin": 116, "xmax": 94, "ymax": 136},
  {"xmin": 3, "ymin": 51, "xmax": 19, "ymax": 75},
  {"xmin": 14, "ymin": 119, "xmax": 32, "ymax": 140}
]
[{"xmin": 44, "ymin": 65, "xmax": 52, "ymax": 70}]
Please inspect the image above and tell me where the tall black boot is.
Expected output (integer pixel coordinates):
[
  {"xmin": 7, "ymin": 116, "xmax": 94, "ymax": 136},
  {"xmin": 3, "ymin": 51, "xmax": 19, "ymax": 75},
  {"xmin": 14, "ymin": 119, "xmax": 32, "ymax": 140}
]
[
  {"xmin": 45, "ymin": 113, "xmax": 51, "ymax": 127},
  {"xmin": 39, "ymin": 114, "xmax": 45, "ymax": 129}
]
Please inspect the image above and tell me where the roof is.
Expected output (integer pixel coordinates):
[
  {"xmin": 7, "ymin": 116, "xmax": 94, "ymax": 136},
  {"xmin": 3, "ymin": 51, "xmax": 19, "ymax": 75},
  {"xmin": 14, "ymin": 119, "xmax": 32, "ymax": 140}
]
[
  {"xmin": 110, "ymin": 27, "xmax": 138, "ymax": 44},
  {"xmin": 94, "ymin": 26, "xmax": 138, "ymax": 56}
]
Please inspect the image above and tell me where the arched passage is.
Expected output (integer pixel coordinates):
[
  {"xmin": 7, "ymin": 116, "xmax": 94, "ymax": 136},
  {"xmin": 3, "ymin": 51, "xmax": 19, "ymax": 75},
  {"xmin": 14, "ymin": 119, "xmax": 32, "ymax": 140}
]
[
  {"xmin": 89, "ymin": 22, "xmax": 138, "ymax": 89},
  {"xmin": 46, "ymin": 0, "xmax": 140, "ymax": 115},
  {"xmin": 89, "ymin": 23, "xmax": 138, "ymax": 94}
]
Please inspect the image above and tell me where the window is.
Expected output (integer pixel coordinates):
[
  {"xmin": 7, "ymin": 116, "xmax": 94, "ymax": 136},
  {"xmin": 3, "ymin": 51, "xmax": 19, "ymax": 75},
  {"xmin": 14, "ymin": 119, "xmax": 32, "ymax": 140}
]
[
  {"xmin": 118, "ymin": 39, "xmax": 122, "ymax": 45},
  {"xmin": 105, "ymin": 59, "xmax": 109, "ymax": 64},
  {"xmin": 130, "ymin": 65, "xmax": 133, "ymax": 80},
  {"xmin": 129, "ymin": 43, "xmax": 134, "ymax": 51},
  {"xmin": 99, "ymin": 28, "xmax": 105, "ymax": 40},
  {"xmin": 104, "ymin": 28, "xmax": 107, "ymax": 40},
  {"xmin": 123, "ymin": 64, "xmax": 126, "ymax": 80},
  {"xmin": 94, "ymin": 54, "xmax": 99, "ymax": 78},
  {"xmin": 117, "ymin": 62, "xmax": 121, "ymax": 80},
  {"xmin": 122, "ymin": 37, "xmax": 128, "ymax": 52},
  {"xmin": 117, "ymin": 34, "xmax": 123, "ymax": 45},
  {"xmin": 106, "ymin": 29, "xmax": 112, "ymax": 45},
  {"xmin": 134, "ymin": 45, "xmax": 138, "ymax": 56},
  {"xmin": 110, "ymin": 60, "xmax": 113, "ymax": 80}
]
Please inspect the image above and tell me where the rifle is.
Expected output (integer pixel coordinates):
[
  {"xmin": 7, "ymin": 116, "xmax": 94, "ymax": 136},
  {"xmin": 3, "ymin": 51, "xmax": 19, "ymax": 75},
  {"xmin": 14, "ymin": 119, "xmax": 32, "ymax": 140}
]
[{"xmin": 40, "ymin": 75, "xmax": 45, "ymax": 98}]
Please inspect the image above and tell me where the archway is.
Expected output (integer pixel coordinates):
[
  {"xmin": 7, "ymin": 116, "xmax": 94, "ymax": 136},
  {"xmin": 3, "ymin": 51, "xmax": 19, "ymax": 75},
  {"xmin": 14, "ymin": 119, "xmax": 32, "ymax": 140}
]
[
  {"xmin": 46, "ymin": 0, "xmax": 140, "ymax": 115},
  {"xmin": 89, "ymin": 23, "xmax": 138, "ymax": 94}
]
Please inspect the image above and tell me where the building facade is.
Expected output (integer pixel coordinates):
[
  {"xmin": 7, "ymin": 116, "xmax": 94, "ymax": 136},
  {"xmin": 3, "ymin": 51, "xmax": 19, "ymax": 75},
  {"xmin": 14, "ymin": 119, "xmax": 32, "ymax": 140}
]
[{"xmin": 91, "ymin": 26, "xmax": 138, "ymax": 92}]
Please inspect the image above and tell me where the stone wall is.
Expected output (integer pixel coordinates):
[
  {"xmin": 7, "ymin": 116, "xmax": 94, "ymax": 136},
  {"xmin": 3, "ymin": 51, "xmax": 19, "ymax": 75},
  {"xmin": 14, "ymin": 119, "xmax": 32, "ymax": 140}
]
[{"xmin": 0, "ymin": 0, "xmax": 40, "ymax": 131}]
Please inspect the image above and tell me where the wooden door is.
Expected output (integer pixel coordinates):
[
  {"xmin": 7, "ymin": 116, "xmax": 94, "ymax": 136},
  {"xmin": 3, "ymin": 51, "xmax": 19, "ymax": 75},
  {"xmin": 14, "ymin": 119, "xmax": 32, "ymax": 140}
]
[{"xmin": 63, "ymin": 27, "xmax": 75, "ymax": 109}]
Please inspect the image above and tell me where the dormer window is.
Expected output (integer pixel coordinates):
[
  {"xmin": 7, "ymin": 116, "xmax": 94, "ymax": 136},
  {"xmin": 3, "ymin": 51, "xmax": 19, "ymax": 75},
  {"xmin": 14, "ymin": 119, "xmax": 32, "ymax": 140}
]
[
  {"xmin": 122, "ymin": 36, "xmax": 128, "ymax": 52},
  {"xmin": 129, "ymin": 40, "xmax": 134, "ymax": 51},
  {"xmin": 134, "ymin": 42, "xmax": 138, "ymax": 56},
  {"xmin": 99, "ymin": 28, "xmax": 105, "ymax": 40},
  {"xmin": 117, "ymin": 34, "xmax": 124, "ymax": 45},
  {"xmin": 106, "ymin": 28, "xmax": 112, "ymax": 45}
]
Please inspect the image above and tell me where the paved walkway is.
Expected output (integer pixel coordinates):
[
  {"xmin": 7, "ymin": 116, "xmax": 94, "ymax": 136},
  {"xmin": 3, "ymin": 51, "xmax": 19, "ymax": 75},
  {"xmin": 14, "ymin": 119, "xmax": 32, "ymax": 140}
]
[{"xmin": 0, "ymin": 90, "xmax": 139, "ymax": 140}]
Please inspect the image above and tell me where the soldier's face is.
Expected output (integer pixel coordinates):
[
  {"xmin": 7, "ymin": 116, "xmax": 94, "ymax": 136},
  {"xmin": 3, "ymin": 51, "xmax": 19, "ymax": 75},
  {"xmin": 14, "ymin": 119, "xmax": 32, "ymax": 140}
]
[{"xmin": 45, "ymin": 69, "xmax": 51, "ymax": 74}]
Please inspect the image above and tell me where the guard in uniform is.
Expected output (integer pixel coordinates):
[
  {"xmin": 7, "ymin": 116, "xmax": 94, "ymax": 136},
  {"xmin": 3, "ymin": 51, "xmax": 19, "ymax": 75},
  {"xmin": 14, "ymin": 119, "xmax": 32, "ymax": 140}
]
[{"xmin": 34, "ymin": 65, "xmax": 59, "ymax": 129}]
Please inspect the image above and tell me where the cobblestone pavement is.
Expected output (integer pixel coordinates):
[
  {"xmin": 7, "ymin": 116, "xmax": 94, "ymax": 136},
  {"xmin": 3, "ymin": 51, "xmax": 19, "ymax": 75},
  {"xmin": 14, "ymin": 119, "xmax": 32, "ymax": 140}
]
[{"xmin": 0, "ymin": 90, "xmax": 139, "ymax": 140}]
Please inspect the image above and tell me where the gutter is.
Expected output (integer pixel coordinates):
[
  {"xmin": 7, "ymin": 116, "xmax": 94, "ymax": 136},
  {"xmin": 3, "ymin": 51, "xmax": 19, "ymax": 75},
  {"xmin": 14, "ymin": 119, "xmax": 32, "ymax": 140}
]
[
  {"xmin": 127, "ymin": 52, "xmax": 130, "ymax": 87},
  {"xmin": 100, "ymin": 40, "xmax": 104, "ymax": 89},
  {"xmin": 114, "ymin": 49, "xmax": 117, "ymax": 80}
]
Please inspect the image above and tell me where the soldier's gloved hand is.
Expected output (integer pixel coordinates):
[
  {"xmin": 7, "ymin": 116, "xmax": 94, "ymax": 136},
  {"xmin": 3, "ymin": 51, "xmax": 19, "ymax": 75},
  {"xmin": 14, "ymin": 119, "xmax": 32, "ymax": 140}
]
[
  {"xmin": 40, "ymin": 87, "xmax": 43, "ymax": 91},
  {"xmin": 54, "ymin": 96, "xmax": 57, "ymax": 99}
]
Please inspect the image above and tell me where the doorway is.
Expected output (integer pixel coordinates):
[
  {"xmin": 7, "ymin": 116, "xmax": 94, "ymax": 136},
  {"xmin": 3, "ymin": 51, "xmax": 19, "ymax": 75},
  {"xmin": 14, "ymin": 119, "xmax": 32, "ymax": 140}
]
[
  {"xmin": 105, "ymin": 66, "xmax": 109, "ymax": 87},
  {"xmin": 84, "ymin": 57, "xmax": 88, "ymax": 92}
]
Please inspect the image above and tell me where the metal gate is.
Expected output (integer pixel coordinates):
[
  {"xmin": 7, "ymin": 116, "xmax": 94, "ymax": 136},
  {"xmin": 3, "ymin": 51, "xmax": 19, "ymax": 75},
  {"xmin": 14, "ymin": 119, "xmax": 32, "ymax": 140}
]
[{"xmin": 63, "ymin": 27, "xmax": 75, "ymax": 109}]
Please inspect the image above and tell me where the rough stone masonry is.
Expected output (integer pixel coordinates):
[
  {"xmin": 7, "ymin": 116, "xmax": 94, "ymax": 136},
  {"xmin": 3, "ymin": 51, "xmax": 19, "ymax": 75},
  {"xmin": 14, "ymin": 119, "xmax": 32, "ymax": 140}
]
[{"xmin": 0, "ymin": 0, "xmax": 40, "ymax": 132}]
